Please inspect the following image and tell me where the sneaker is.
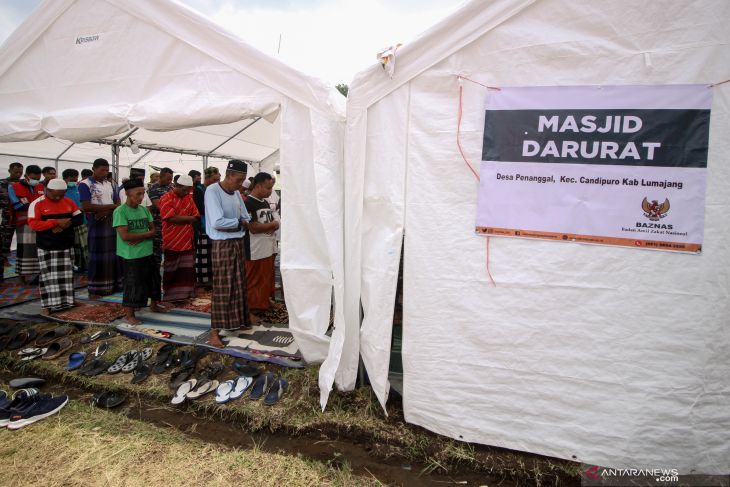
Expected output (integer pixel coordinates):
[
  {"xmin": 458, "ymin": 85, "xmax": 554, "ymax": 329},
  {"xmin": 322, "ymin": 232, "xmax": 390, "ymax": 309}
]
[
  {"xmin": 7, "ymin": 395, "xmax": 69, "ymax": 430},
  {"xmin": 0, "ymin": 389, "xmax": 40, "ymax": 427}
]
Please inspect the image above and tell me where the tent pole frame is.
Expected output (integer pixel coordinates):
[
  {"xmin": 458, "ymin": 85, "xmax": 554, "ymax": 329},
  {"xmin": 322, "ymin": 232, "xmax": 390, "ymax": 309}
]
[
  {"xmin": 54, "ymin": 142, "xmax": 75, "ymax": 171},
  {"xmin": 206, "ymin": 117, "xmax": 261, "ymax": 156}
]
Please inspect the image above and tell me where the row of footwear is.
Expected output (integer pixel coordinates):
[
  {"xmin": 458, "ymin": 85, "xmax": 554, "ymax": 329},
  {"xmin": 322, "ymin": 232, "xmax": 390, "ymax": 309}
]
[{"xmin": 0, "ymin": 388, "xmax": 68, "ymax": 430}]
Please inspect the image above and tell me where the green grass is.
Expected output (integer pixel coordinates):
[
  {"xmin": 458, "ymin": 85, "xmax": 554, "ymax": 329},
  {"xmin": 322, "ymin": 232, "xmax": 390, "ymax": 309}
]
[{"xmin": 0, "ymin": 322, "xmax": 582, "ymax": 486}]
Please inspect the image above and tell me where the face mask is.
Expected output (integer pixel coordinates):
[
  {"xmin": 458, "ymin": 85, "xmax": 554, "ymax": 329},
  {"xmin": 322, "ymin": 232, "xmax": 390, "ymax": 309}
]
[
  {"xmin": 67, "ymin": 182, "xmax": 77, "ymax": 187},
  {"xmin": 28, "ymin": 179, "xmax": 39, "ymax": 187}
]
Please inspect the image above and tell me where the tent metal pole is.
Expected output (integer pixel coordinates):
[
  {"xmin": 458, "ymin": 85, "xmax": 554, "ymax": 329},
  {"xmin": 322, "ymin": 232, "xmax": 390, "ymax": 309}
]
[
  {"xmin": 129, "ymin": 150, "xmax": 152, "ymax": 168},
  {"xmin": 203, "ymin": 155, "xmax": 208, "ymax": 171},
  {"xmin": 117, "ymin": 127, "xmax": 138, "ymax": 144},
  {"xmin": 90, "ymin": 138, "xmax": 246, "ymax": 162},
  {"xmin": 54, "ymin": 142, "xmax": 75, "ymax": 171},
  {"xmin": 111, "ymin": 144, "xmax": 120, "ymax": 182},
  {"xmin": 0, "ymin": 153, "xmax": 90, "ymax": 165},
  {"xmin": 206, "ymin": 117, "xmax": 261, "ymax": 155}
]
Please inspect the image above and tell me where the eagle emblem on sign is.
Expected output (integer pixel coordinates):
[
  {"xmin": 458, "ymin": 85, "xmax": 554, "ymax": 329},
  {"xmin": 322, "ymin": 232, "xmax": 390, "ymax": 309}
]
[{"xmin": 642, "ymin": 197, "xmax": 670, "ymax": 221}]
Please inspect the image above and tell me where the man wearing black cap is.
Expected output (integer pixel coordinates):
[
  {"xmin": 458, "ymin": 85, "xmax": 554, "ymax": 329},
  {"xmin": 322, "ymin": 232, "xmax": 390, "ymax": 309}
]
[
  {"xmin": 113, "ymin": 178, "xmax": 167, "ymax": 325},
  {"xmin": 204, "ymin": 159, "xmax": 252, "ymax": 347}
]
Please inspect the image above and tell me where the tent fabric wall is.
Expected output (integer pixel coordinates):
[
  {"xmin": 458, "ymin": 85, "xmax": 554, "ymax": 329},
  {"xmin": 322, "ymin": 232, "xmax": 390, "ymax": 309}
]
[
  {"xmin": 344, "ymin": 0, "xmax": 730, "ymax": 474},
  {"xmin": 0, "ymin": 0, "xmax": 346, "ymax": 367}
]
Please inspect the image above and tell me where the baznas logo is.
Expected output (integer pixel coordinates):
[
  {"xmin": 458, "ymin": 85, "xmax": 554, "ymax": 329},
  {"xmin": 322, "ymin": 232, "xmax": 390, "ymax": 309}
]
[{"xmin": 642, "ymin": 197, "xmax": 670, "ymax": 221}]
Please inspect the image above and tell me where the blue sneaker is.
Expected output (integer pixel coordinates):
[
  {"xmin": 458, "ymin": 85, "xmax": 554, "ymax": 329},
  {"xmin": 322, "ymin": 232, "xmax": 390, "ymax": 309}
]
[
  {"xmin": 0, "ymin": 388, "xmax": 40, "ymax": 428},
  {"xmin": 7, "ymin": 395, "xmax": 69, "ymax": 430}
]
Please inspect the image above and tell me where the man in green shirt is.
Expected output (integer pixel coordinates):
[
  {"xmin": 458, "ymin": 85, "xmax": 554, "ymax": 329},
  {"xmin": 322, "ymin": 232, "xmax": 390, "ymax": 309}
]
[{"xmin": 113, "ymin": 179, "xmax": 169, "ymax": 325}]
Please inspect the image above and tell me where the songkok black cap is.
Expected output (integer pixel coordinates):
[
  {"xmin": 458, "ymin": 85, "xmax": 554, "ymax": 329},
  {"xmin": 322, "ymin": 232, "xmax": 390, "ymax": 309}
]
[
  {"xmin": 123, "ymin": 179, "xmax": 145, "ymax": 191},
  {"xmin": 227, "ymin": 159, "xmax": 248, "ymax": 173}
]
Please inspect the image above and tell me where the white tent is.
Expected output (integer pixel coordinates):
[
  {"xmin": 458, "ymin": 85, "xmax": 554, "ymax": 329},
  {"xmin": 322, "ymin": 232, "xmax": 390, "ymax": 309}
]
[
  {"xmin": 336, "ymin": 0, "xmax": 730, "ymax": 474},
  {"xmin": 0, "ymin": 0, "xmax": 346, "ymax": 365}
]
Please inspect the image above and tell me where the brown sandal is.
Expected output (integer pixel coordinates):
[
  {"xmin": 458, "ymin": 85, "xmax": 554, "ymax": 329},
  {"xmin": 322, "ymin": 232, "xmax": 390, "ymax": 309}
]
[{"xmin": 42, "ymin": 337, "xmax": 73, "ymax": 360}]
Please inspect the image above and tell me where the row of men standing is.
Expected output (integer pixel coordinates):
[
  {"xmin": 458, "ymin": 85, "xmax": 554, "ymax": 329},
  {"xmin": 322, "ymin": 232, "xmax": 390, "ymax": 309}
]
[{"xmin": 1, "ymin": 159, "xmax": 280, "ymax": 347}]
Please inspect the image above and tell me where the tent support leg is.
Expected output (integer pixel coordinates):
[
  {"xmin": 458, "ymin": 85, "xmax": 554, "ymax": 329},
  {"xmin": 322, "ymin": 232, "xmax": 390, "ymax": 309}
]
[
  {"xmin": 111, "ymin": 144, "xmax": 120, "ymax": 183},
  {"xmin": 203, "ymin": 155, "xmax": 208, "ymax": 171}
]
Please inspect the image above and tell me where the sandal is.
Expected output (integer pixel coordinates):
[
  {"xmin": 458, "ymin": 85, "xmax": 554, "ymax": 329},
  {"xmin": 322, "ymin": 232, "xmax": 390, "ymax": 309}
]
[
  {"xmin": 264, "ymin": 376, "xmax": 289, "ymax": 406},
  {"xmin": 152, "ymin": 344, "xmax": 176, "ymax": 374},
  {"xmin": 186, "ymin": 379, "xmax": 219, "ymax": 400},
  {"xmin": 36, "ymin": 327, "xmax": 73, "ymax": 346},
  {"xmin": 91, "ymin": 391, "xmax": 127, "ymax": 408},
  {"xmin": 121, "ymin": 351, "xmax": 141, "ymax": 373},
  {"xmin": 249, "ymin": 372, "xmax": 275, "ymax": 401},
  {"xmin": 229, "ymin": 376, "xmax": 254, "ymax": 401},
  {"xmin": 131, "ymin": 358, "xmax": 151, "ymax": 384},
  {"xmin": 171, "ymin": 379, "xmax": 197, "ymax": 405},
  {"xmin": 94, "ymin": 341, "xmax": 110, "ymax": 358},
  {"xmin": 169, "ymin": 367, "xmax": 194, "ymax": 390},
  {"xmin": 107, "ymin": 351, "xmax": 136, "ymax": 374},
  {"xmin": 41, "ymin": 337, "xmax": 73, "ymax": 360}
]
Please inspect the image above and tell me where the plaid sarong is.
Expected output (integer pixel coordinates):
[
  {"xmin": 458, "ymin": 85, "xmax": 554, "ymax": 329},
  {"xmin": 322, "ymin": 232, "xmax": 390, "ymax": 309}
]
[
  {"xmin": 211, "ymin": 238, "xmax": 250, "ymax": 330},
  {"xmin": 122, "ymin": 255, "xmax": 161, "ymax": 309},
  {"xmin": 163, "ymin": 249, "xmax": 196, "ymax": 302},
  {"xmin": 37, "ymin": 248, "xmax": 74, "ymax": 310},
  {"xmin": 73, "ymin": 224, "xmax": 89, "ymax": 271},
  {"xmin": 87, "ymin": 217, "xmax": 122, "ymax": 296},
  {"xmin": 194, "ymin": 232, "xmax": 212, "ymax": 286},
  {"xmin": 0, "ymin": 180, "xmax": 13, "ymax": 256},
  {"xmin": 16, "ymin": 224, "xmax": 39, "ymax": 276}
]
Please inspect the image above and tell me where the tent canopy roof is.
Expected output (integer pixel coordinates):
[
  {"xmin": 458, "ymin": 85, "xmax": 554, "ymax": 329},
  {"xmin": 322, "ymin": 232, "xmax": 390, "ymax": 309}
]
[{"xmin": 0, "ymin": 0, "xmax": 343, "ymax": 162}]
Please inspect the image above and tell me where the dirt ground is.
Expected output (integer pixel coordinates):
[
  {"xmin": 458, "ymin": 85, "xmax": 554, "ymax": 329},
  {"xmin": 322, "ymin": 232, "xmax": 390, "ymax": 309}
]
[{"xmin": 0, "ymin": 321, "xmax": 582, "ymax": 487}]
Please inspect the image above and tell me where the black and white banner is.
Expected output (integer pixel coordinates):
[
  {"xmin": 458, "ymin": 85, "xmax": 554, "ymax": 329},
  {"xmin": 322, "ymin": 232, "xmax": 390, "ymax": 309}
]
[{"xmin": 475, "ymin": 85, "xmax": 712, "ymax": 253}]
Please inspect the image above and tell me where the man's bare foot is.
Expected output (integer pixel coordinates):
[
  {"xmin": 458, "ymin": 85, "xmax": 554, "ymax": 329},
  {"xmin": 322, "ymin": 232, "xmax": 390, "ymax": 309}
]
[
  {"xmin": 207, "ymin": 329, "xmax": 226, "ymax": 348},
  {"xmin": 249, "ymin": 312, "xmax": 261, "ymax": 325},
  {"xmin": 151, "ymin": 302, "xmax": 172, "ymax": 313},
  {"xmin": 40, "ymin": 308, "xmax": 50, "ymax": 316},
  {"xmin": 268, "ymin": 300, "xmax": 284, "ymax": 310},
  {"xmin": 124, "ymin": 315, "xmax": 142, "ymax": 326}
]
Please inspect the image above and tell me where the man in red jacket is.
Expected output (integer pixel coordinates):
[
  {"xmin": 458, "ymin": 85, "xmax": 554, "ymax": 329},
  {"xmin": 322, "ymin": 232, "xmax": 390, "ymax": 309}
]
[
  {"xmin": 28, "ymin": 178, "xmax": 84, "ymax": 314},
  {"xmin": 159, "ymin": 174, "xmax": 199, "ymax": 302},
  {"xmin": 8, "ymin": 165, "xmax": 45, "ymax": 283}
]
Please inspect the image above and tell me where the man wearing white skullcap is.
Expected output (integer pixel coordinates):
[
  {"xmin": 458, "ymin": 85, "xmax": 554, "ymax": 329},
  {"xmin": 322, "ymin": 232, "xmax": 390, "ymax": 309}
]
[
  {"xmin": 158, "ymin": 174, "xmax": 200, "ymax": 302},
  {"xmin": 27, "ymin": 178, "xmax": 85, "ymax": 314}
]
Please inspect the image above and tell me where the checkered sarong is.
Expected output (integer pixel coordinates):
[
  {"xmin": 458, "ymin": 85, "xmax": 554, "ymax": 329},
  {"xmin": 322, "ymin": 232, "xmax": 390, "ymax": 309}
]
[
  {"xmin": 211, "ymin": 238, "xmax": 250, "ymax": 330},
  {"xmin": 37, "ymin": 248, "xmax": 75, "ymax": 310},
  {"xmin": 16, "ymin": 224, "xmax": 39, "ymax": 276},
  {"xmin": 73, "ymin": 224, "xmax": 89, "ymax": 271},
  {"xmin": 194, "ymin": 232, "xmax": 212, "ymax": 285}
]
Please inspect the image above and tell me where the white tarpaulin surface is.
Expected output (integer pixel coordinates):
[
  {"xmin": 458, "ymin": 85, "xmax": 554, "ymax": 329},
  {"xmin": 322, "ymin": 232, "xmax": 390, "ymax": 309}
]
[
  {"xmin": 0, "ymin": 0, "xmax": 345, "ymax": 368},
  {"xmin": 343, "ymin": 0, "xmax": 730, "ymax": 474}
]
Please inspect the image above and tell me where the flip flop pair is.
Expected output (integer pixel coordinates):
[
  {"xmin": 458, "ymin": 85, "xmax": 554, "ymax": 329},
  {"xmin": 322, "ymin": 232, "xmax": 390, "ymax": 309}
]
[
  {"xmin": 171, "ymin": 378, "xmax": 219, "ymax": 405},
  {"xmin": 17, "ymin": 347, "xmax": 47, "ymax": 361},
  {"xmin": 78, "ymin": 359, "xmax": 111, "ymax": 377},
  {"xmin": 248, "ymin": 372, "xmax": 288, "ymax": 406},
  {"xmin": 215, "ymin": 376, "xmax": 253, "ymax": 404},
  {"xmin": 80, "ymin": 330, "xmax": 117, "ymax": 344}
]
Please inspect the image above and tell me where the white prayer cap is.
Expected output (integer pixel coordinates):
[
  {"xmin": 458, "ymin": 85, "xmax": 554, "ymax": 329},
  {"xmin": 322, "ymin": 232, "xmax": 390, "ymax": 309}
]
[
  {"xmin": 47, "ymin": 179, "xmax": 68, "ymax": 191},
  {"xmin": 176, "ymin": 174, "xmax": 194, "ymax": 187},
  {"xmin": 243, "ymin": 179, "xmax": 251, "ymax": 189}
]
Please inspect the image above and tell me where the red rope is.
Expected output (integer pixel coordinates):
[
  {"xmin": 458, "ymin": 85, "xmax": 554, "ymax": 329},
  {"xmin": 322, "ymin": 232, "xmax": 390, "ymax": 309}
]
[
  {"xmin": 711, "ymin": 79, "xmax": 730, "ymax": 87},
  {"xmin": 457, "ymin": 81, "xmax": 496, "ymax": 287}
]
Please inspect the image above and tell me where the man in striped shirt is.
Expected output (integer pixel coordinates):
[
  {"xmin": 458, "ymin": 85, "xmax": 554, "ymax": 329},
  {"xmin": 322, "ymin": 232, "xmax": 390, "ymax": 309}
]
[{"xmin": 159, "ymin": 174, "xmax": 199, "ymax": 302}]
